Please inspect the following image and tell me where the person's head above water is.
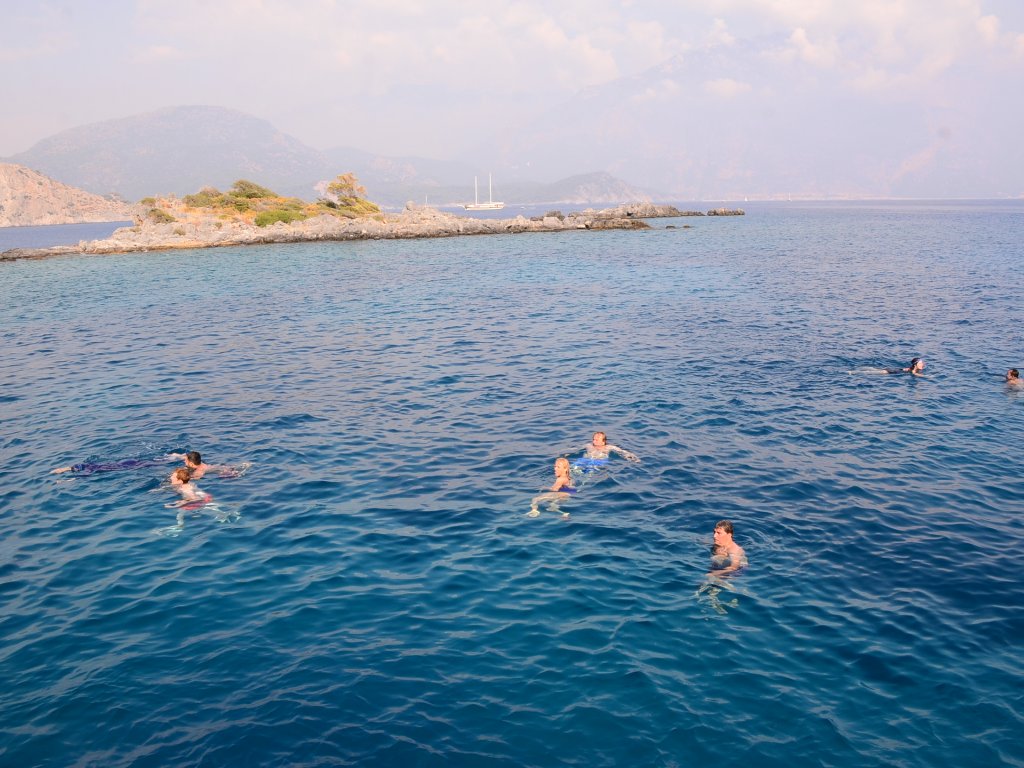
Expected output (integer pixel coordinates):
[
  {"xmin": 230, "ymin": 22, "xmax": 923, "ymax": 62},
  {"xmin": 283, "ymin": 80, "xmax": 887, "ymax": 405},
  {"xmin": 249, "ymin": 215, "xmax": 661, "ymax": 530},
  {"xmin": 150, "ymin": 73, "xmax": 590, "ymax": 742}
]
[
  {"xmin": 185, "ymin": 451, "xmax": 202, "ymax": 467},
  {"xmin": 554, "ymin": 457, "xmax": 571, "ymax": 475},
  {"xmin": 1007, "ymin": 368, "xmax": 1020, "ymax": 381},
  {"xmin": 909, "ymin": 357, "xmax": 924, "ymax": 373},
  {"xmin": 714, "ymin": 520, "xmax": 734, "ymax": 536},
  {"xmin": 171, "ymin": 467, "xmax": 192, "ymax": 484},
  {"xmin": 592, "ymin": 431, "xmax": 607, "ymax": 446}
]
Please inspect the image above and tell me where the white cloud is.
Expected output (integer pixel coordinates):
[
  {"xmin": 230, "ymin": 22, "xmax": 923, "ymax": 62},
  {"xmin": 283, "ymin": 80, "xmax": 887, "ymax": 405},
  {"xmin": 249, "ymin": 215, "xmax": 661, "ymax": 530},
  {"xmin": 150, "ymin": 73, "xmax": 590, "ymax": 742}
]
[
  {"xmin": 704, "ymin": 78, "xmax": 753, "ymax": 98},
  {"xmin": 137, "ymin": 44, "xmax": 187, "ymax": 61},
  {"xmin": 707, "ymin": 18, "xmax": 736, "ymax": 47},
  {"xmin": 632, "ymin": 79, "xmax": 681, "ymax": 103},
  {"xmin": 786, "ymin": 27, "xmax": 840, "ymax": 67},
  {"xmin": 977, "ymin": 15, "xmax": 1000, "ymax": 45}
]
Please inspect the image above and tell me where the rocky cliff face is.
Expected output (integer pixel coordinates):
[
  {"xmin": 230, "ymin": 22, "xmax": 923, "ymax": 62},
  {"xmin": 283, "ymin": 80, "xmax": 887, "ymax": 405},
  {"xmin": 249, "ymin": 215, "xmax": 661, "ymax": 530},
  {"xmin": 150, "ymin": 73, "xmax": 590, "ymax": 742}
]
[{"xmin": 0, "ymin": 164, "xmax": 134, "ymax": 227}]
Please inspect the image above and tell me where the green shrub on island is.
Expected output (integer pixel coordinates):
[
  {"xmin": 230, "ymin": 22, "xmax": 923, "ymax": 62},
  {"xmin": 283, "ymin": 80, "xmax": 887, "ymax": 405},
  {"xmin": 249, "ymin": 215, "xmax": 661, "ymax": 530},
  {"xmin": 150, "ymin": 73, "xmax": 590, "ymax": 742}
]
[
  {"xmin": 316, "ymin": 197, "xmax": 381, "ymax": 218},
  {"xmin": 173, "ymin": 173, "xmax": 381, "ymax": 226},
  {"xmin": 229, "ymin": 180, "xmax": 277, "ymax": 199},
  {"xmin": 147, "ymin": 208, "xmax": 176, "ymax": 223},
  {"xmin": 319, "ymin": 173, "xmax": 382, "ymax": 217},
  {"xmin": 182, "ymin": 187, "xmax": 223, "ymax": 208},
  {"xmin": 139, "ymin": 197, "xmax": 156, "ymax": 206},
  {"xmin": 254, "ymin": 209, "xmax": 308, "ymax": 227}
]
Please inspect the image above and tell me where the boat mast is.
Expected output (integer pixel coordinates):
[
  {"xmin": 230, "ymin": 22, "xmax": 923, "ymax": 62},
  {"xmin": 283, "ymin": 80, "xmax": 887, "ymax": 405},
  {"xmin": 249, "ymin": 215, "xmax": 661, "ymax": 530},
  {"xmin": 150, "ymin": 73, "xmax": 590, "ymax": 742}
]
[{"xmin": 474, "ymin": 176, "xmax": 479, "ymax": 205}]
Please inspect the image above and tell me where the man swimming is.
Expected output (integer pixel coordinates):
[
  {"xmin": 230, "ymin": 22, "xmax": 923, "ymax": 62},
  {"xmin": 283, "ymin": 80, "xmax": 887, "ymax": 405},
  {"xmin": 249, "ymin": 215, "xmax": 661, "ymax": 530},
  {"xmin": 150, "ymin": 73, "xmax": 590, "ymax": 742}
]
[
  {"xmin": 884, "ymin": 357, "xmax": 925, "ymax": 376},
  {"xmin": 709, "ymin": 520, "xmax": 747, "ymax": 578},
  {"xmin": 167, "ymin": 450, "xmax": 250, "ymax": 479},
  {"xmin": 582, "ymin": 431, "xmax": 639, "ymax": 462},
  {"xmin": 168, "ymin": 450, "xmax": 212, "ymax": 479},
  {"xmin": 1006, "ymin": 368, "xmax": 1021, "ymax": 385}
]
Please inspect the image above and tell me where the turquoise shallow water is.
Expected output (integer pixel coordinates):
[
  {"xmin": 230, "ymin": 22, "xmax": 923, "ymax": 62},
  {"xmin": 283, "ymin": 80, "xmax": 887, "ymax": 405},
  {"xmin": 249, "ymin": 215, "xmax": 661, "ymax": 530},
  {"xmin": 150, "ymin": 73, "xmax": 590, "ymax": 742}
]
[{"xmin": 2, "ymin": 201, "xmax": 1023, "ymax": 767}]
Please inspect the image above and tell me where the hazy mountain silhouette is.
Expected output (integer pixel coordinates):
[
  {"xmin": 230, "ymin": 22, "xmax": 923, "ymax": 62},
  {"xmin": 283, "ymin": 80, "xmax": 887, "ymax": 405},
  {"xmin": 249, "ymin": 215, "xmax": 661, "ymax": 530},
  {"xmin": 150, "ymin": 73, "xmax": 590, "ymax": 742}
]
[
  {"xmin": 7, "ymin": 106, "xmax": 330, "ymax": 201},
  {"xmin": 5, "ymin": 105, "xmax": 657, "ymax": 206}
]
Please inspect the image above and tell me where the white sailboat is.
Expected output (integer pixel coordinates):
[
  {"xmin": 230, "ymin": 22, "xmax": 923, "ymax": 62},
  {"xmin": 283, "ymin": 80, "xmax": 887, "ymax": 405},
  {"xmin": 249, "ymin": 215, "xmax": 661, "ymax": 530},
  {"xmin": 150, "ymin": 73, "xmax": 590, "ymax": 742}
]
[{"xmin": 464, "ymin": 174, "xmax": 504, "ymax": 210}]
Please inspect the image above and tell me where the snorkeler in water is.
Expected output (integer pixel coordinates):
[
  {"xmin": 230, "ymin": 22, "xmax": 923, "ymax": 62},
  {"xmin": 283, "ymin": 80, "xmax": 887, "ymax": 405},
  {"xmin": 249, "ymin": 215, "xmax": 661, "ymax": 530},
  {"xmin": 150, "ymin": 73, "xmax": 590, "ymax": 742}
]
[
  {"xmin": 51, "ymin": 454, "xmax": 174, "ymax": 475},
  {"xmin": 582, "ymin": 431, "xmax": 640, "ymax": 462},
  {"xmin": 528, "ymin": 457, "xmax": 576, "ymax": 518},
  {"xmin": 884, "ymin": 357, "xmax": 925, "ymax": 376}
]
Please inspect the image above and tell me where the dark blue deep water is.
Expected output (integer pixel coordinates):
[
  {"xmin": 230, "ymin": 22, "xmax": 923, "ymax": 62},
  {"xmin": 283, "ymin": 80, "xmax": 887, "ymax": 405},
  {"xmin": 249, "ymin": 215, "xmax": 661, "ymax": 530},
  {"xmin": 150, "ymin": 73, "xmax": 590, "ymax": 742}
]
[{"xmin": 2, "ymin": 201, "xmax": 1023, "ymax": 767}]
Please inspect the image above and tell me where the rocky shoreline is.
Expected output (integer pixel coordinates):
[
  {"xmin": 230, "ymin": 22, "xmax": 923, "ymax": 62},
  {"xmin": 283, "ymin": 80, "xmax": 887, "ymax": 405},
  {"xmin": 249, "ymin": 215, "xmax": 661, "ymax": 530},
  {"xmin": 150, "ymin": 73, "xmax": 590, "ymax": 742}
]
[{"xmin": 0, "ymin": 201, "xmax": 743, "ymax": 262}]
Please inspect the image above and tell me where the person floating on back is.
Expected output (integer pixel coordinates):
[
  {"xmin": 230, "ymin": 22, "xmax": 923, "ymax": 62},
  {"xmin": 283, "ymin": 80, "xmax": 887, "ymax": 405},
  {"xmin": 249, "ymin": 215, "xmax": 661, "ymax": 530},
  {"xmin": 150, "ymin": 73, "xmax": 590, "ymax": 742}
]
[
  {"xmin": 581, "ymin": 431, "xmax": 639, "ymax": 463},
  {"xmin": 709, "ymin": 520, "xmax": 747, "ymax": 578},
  {"xmin": 884, "ymin": 357, "xmax": 925, "ymax": 376},
  {"xmin": 528, "ymin": 457, "xmax": 576, "ymax": 518}
]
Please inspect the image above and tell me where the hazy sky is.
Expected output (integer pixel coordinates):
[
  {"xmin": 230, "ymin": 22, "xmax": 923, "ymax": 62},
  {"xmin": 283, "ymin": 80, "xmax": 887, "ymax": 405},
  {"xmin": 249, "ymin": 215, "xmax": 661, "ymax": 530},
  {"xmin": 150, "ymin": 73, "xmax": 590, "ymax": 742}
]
[{"xmin": 2, "ymin": 0, "xmax": 1023, "ymax": 197}]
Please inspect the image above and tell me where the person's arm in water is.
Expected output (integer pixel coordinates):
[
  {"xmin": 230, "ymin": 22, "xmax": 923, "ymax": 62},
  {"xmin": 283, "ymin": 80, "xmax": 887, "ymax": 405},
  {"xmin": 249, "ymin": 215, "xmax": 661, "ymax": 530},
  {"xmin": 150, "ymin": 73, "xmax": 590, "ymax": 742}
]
[
  {"xmin": 51, "ymin": 466, "xmax": 73, "ymax": 474},
  {"xmin": 709, "ymin": 544, "xmax": 747, "ymax": 578},
  {"xmin": 607, "ymin": 444, "xmax": 640, "ymax": 462}
]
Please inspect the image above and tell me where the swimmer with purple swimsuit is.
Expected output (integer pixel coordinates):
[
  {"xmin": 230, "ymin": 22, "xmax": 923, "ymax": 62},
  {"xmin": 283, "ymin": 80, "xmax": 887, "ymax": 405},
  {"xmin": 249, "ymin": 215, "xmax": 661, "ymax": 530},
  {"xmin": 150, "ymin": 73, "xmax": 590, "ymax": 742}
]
[{"xmin": 51, "ymin": 456, "xmax": 171, "ymax": 475}]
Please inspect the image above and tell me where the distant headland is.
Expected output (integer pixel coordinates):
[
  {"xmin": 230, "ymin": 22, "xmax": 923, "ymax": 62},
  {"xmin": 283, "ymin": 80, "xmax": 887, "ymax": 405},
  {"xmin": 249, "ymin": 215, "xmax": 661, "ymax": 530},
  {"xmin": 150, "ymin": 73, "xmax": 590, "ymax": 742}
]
[{"xmin": 0, "ymin": 174, "xmax": 743, "ymax": 262}]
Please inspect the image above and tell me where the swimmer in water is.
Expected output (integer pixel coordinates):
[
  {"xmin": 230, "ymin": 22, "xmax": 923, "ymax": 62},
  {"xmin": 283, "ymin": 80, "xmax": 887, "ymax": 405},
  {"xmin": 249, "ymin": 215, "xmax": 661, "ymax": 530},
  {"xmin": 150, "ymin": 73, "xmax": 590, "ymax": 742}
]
[
  {"xmin": 1006, "ymin": 368, "xmax": 1021, "ymax": 386},
  {"xmin": 167, "ymin": 450, "xmax": 213, "ymax": 479},
  {"xmin": 884, "ymin": 357, "xmax": 925, "ymax": 376},
  {"xmin": 583, "ymin": 431, "xmax": 639, "ymax": 462},
  {"xmin": 708, "ymin": 520, "xmax": 747, "ymax": 578},
  {"xmin": 167, "ymin": 467, "xmax": 212, "ymax": 507},
  {"xmin": 528, "ymin": 457, "xmax": 576, "ymax": 518},
  {"xmin": 157, "ymin": 467, "xmax": 231, "ymax": 535}
]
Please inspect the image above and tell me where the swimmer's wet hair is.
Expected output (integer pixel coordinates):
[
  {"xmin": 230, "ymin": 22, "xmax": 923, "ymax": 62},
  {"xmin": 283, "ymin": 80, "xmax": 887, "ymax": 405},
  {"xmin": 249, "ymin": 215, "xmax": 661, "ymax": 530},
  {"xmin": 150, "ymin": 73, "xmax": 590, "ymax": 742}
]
[
  {"xmin": 1010, "ymin": 369, "xmax": 1020, "ymax": 379},
  {"xmin": 172, "ymin": 467, "xmax": 192, "ymax": 482},
  {"xmin": 910, "ymin": 357, "xmax": 921, "ymax": 368},
  {"xmin": 715, "ymin": 520, "xmax": 734, "ymax": 534},
  {"xmin": 186, "ymin": 451, "xmax": 202, "ymax": 465}
]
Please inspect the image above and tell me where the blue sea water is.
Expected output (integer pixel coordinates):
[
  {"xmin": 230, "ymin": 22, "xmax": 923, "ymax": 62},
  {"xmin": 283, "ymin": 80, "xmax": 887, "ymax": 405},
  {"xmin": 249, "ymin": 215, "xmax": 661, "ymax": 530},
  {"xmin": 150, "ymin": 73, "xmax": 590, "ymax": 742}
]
[
  {"xmin": 1, "ymin": 200, "xmax": 1023, "ymax": 767},
  {"xmin": 0, "ymin": 221, "xmax": 132, "ymax": 252}
]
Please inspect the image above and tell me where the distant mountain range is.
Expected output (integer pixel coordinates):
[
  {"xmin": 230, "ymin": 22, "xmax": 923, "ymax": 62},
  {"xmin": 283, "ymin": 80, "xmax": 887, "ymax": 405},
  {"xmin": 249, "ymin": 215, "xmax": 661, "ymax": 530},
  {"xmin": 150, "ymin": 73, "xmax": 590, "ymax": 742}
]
[{"xmin": 4, "ymin": 106, "xmax": 651, "ymax": 207}]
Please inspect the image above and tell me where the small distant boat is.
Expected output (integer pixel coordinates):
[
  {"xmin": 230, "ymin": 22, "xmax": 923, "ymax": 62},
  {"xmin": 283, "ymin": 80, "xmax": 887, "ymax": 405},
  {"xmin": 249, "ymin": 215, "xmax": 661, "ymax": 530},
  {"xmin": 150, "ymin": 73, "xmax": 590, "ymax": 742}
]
[{"xmin": 464, "ymin": 174, "xmax": 504, "ymax": 210}]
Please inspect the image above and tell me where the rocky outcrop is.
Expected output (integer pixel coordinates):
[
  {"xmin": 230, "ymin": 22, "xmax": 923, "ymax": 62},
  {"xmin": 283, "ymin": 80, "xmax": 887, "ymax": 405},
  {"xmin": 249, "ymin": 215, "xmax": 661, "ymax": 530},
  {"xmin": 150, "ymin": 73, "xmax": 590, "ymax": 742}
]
[
  {"xmin": 1, "ymin": 200, "xmax": 653, "ymax": 261},
  {"xmin": 0, "ymin": 163, "xmax": 134, "ymax": 227},
  {"xmin": 578, "ymin": 202, "xmax": 743, "ymax": 218}
]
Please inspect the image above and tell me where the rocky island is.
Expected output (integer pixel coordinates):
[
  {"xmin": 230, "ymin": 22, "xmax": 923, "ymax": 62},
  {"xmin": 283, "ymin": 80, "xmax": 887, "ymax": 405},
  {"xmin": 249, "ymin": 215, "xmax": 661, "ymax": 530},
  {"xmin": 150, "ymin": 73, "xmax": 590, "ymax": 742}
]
[{"xmin": 0, "ymin": 176, "xmax": 743, "ymax": 262}]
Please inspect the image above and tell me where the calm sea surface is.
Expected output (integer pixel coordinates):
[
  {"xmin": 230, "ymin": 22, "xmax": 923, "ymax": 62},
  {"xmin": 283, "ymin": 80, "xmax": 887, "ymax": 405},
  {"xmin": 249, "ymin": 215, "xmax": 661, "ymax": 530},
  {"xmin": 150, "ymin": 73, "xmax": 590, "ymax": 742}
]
[
  {"xmin": 0, "ymin": 221, "xmax": 132, "ymax": 252},
  {"xmin": 2, "ymin": 201, "xmax": 1022, "ymax": 767}
]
